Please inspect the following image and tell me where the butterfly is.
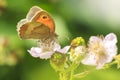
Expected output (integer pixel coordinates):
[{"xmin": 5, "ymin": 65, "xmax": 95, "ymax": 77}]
[{"xmin": 17, "ymin": 6, "xmax": 57, "ymax": 40}]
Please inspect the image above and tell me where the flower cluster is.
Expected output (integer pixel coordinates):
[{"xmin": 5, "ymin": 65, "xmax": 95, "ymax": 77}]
[
  {"xmin": 27, "ymin": 33, "xmax": 120, "ymax": 80},
  {"xmin": 28, "ymin": 33, "xmax": 118, "ymax": 69}
]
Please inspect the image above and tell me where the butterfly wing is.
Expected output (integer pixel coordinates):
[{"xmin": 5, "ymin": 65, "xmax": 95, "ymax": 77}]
[
  {"xmin": 26, "ymin": 6, "xmax": 43, "ymax": 21},
  {"xmin": 18, "ymin": 22, "xmax": 50, "ymax": 39},
  {"xmin": 17, "ymin": 6, "xmax": 57, "ymax": 40}
]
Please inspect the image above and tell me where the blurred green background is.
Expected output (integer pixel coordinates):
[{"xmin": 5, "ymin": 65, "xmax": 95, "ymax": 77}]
[{"xmin": 0, "ymin": 0, "xmax": 120, "ymax": 80}]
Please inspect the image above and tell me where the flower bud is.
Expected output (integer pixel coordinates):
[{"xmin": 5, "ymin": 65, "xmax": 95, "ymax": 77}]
[
  {"xmin": 69, "ymin": 37, "xmax": 86, "ymax": 63},
  {"xmin": 50, "ymin": 52, "xmax": 66, "ymax": 71},
  {"xmin": 71, "ymin": 37, "xmax": 85, "ymax": 48}
]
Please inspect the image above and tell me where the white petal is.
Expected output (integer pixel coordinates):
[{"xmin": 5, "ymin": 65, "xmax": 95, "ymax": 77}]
[
  {"xmin": 39, "ymin": 52, "xmax": 54, "ymax": 59},
  {"xmin": 89, "ymin": 36, "xmax": 102, "ymax": 44},
  {"xmin": 104, "ymin": 33, "xmax": 118, "ymax": 62},
  {"xmin": 57, "ymin": 46, "xmax": 70, "ymax": 54},
  {"xmin": 53, "ymin": 43, "xmax": 61, "ymax": 51},
  {"xmin": 96, "ymin": 62, "xmax": 105, "ymax": 69},
  {"xmin": 96, "ymin": 56, "xmax": 106, "ymax": 69},
  {"xmin": 104, "ymin": 33, "xmax": 117, "ymax": 44},
  {"xmin": 81, "ymin": 52, "xmax": 97, "ymax": 66},
  {"xmin": 28, "ymin": 47, "xmax": 42, "ymax": 57}
]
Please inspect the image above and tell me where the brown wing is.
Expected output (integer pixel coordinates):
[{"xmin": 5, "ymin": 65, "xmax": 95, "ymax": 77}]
[
  {"xmin": 19, "ymin": 22, "xmax": 51, "ymax": 39},
  {"xmin": 17, "ymin": 6, "xmax": 57, "ymax": 40}
]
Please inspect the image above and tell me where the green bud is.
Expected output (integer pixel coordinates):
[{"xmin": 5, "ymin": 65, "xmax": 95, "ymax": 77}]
[
  {"xmin": 71, "ymin": 37, "xmax": 85, "ymax": 47},
  {"xmin": 50, "ymin": 52, "xmax": 66, "ymax": 71},
  {"xmin": 69, "ymin": 37, "xmax": 86, "ymax": 62}
]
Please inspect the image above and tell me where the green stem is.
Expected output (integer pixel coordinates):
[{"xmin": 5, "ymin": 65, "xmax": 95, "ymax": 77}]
[
  {"xmin": 70, "ymin": 70, "xmax": 74, "ymax": 80},
  {"xmin": 59, "ymin": 70, "xmax": 75, "ymax": 80},
  {"xmin": 59, "ymin": 71, "xmax": 68, "ymax": 80},
  {"xmin": 73, "ymin": 71, "xmax": 89, "ymax": 79},
  {"xmin": 59, "ymin": 61, "xmax": 81, "ymax": 80},
  {"xmin": 59, "ymin": 72, "xmax": 62, "ymax": 80}
]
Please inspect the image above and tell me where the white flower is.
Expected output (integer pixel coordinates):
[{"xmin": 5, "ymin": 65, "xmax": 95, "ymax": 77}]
[
  {"xmin": 82, "ymin": 33, "xmax": 117, "ymax": 69},
  {"xmin": 28, "ymin": 41, "xmax": 70, "ymax": 59}
]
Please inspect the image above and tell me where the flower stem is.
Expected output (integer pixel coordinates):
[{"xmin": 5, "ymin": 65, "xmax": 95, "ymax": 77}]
[
  {"xmin": 59, "ymin": 71, "xmax": 68, "ymax": 80},
  {"xmin": 59, "ymin": 70, "xmax": 75, "ymax": 80},
  {"xmin": 70, "ymin": 70, "xmax": 74, "ymax": 80}
]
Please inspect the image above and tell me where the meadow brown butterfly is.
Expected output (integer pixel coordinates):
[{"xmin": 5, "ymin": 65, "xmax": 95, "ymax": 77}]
[{"xmin": 17, "ymin": 6, "xmax": 57, "ymax": 40}]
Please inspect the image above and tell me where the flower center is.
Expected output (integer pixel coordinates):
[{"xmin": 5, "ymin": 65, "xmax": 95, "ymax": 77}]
[
  {"xmin": 37, "ymin": 39, "xmax": 57, "ymax": 52},
  {"xmin": 89, "ymin": 41, "xmax": 106, "ymax": 63}
]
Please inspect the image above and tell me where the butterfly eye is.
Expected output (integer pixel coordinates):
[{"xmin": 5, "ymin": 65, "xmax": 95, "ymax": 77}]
[{"xmin": 42, "ymin": 15, "xmax": 48, "ymax": 19}]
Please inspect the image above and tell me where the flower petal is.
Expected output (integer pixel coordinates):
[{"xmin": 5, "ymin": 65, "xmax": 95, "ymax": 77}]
[
  {"xmin": 89, "ymin": 36, "xmax": 102, "ymax": 45},
  {"xmin": 104, "ymin": 33, "xmax": 117, "ymax": 62},
  {"xmin": 104, "ymin": 33, "xmax": 117, "ymax": 44},
  {"xmin": 53, "ymin": 42, "xmax": 61, "ymax": 51},
  {"xmin": 81, "ymin": 52, "xmax": 97, "ymax": 66},
  {"xmin": 96, "ymin": 59, "xmax": 106, "ymax": 69},
  {"xmin": 57, "ymin": 46, "xmax": 70, "ymax": 54},
  {"xmin": 28, "ymin": 47, "xmax": 42, "ymax": 57},
  {"xmin": 39, "ymin": 51, "xmax": 54, "ymax": 59}
]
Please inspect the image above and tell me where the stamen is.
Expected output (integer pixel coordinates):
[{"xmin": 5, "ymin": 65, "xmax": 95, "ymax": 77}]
[{"xmin": 37, "ymin": 38, "xmax": 58, "ymax": 52}]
